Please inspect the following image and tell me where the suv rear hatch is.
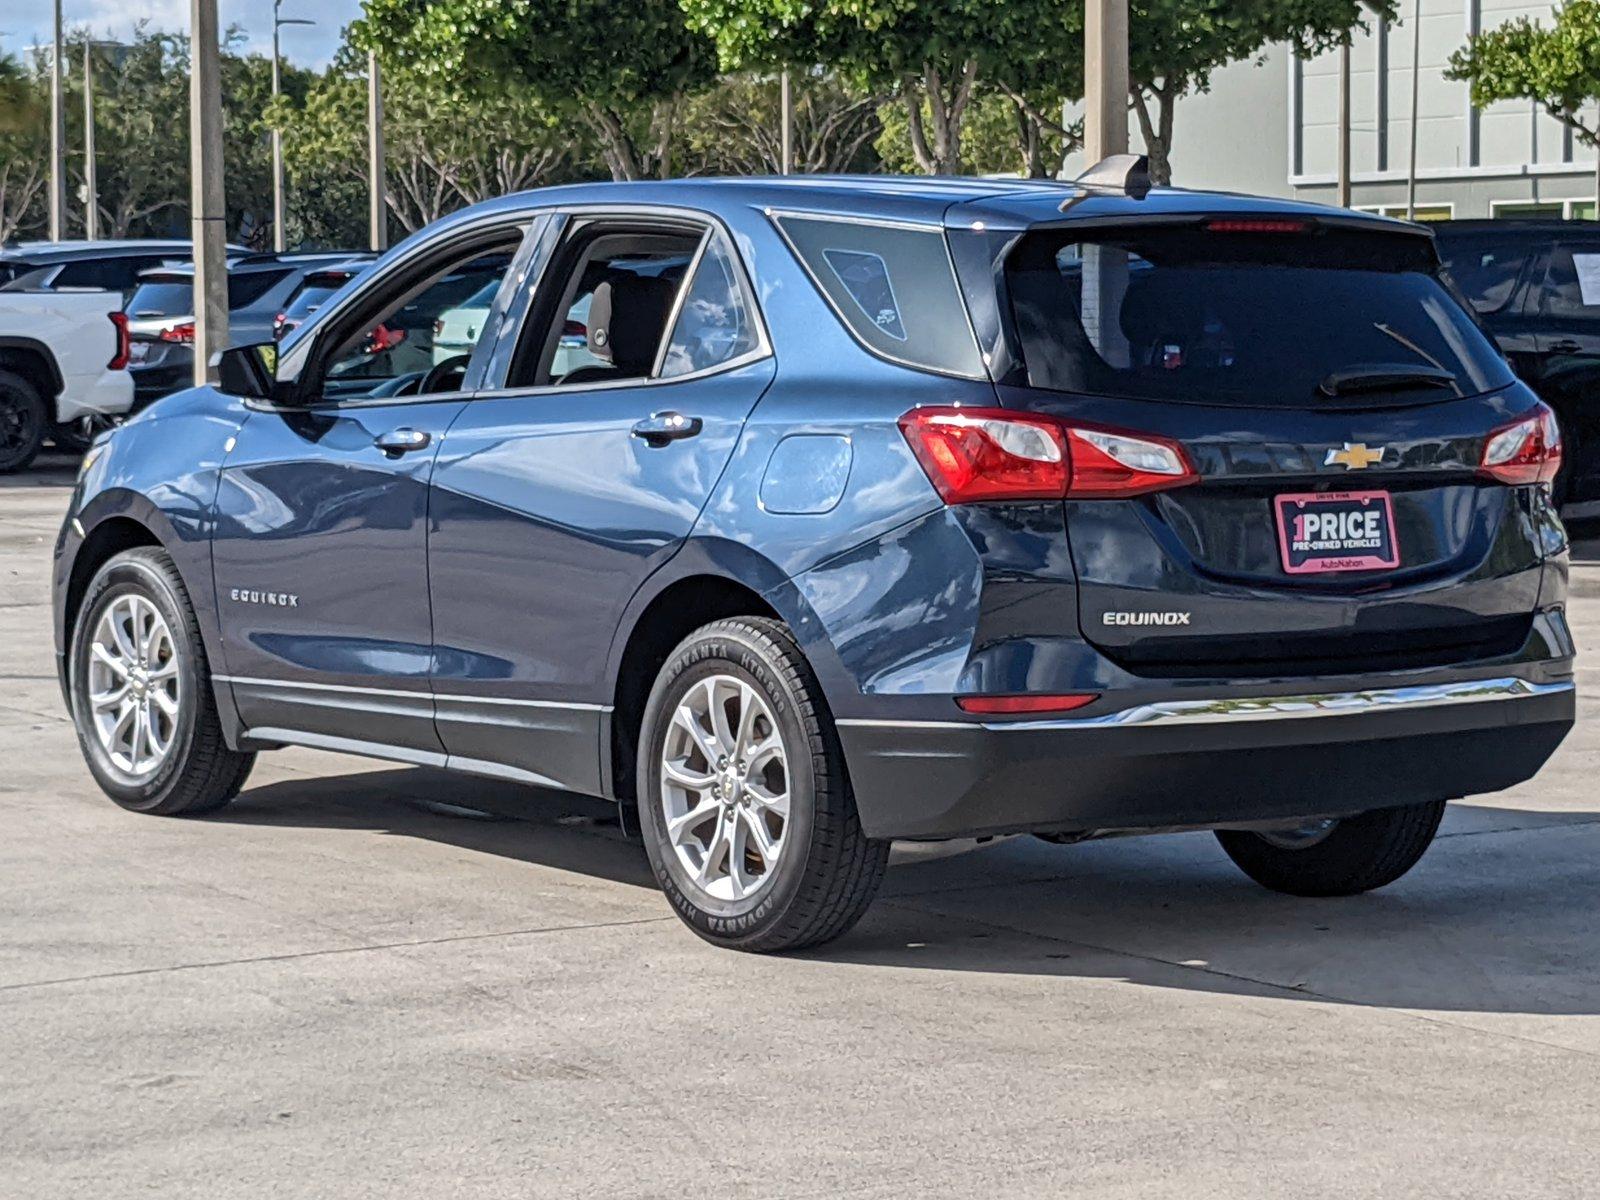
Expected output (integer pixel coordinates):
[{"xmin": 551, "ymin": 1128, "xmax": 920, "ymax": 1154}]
[{"xmin": 976, "ymin": 216, "xmax": 1555, "ymax": 679}]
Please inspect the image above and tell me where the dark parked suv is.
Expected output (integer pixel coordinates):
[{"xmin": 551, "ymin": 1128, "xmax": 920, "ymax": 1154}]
[
  {"xmin": 1434, "ymin": 219, "xmax": 1600, "ymax": 513},
  {"xmin": 54, "ymin": 170, "xmax": 1576, "ymax": 952}
]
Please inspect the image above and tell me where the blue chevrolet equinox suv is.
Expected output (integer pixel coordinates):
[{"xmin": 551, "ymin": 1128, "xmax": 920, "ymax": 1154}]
[{"xmin": 54, "ymin": 166, "xmax": 1577, "ymax": 951}]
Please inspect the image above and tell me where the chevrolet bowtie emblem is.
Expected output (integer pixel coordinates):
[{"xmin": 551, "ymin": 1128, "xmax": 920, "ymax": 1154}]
[{"xmin": 1325, "ymin": 442, "xmax": 1386, "ymax": 470}]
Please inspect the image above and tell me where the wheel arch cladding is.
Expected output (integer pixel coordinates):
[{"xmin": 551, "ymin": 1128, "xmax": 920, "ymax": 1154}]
[{"xmin": 62, "ymin": 516, "xmax": 164, "ymax": 658}]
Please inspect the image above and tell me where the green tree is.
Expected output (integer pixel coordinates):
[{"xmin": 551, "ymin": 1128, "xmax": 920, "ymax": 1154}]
[
  {"xmin": 1447, "ymin": 0, "xmax": 1600, "ymax": 148},
  {"xmin": 876, "ymin": 90, "xmax": 1077, "ymax": 178},
  {"xmin": 680, "ymin": 0, "xmax": 1082, "ymax": 175},
  {"xmin": 678, "ymin": 71, "xmax": 882, "ymax": 175},
  {"xmin": 278, "ymin": 44, "xmax": 574, "ymax": 241},
  {"xmin": 0, "ymin": 53, "xmax": 46, "ymax": 241},
  {"xmin": 1127, "ymin": 0, "xmax": 1397, "ymax": 185},
  {"xmin": 353, "ymin": 0, "xmax": 713, "ymax": 181}
]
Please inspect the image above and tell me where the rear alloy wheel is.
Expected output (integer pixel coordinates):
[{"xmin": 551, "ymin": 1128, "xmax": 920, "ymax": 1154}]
[
  {"xmin": 0, "ymin": 369, "xmax": 47, "ymax": 473},
  {"xmin": 69, "ymin": 547, "xmax": 256, "ymax": 815},
  {"xmin": 637, "ymin": 616, "xmax": 888, "ymax": 952},
  {"xmin": 1216, "ymin": 801, "xmax": 1446, "ymax": 897}
]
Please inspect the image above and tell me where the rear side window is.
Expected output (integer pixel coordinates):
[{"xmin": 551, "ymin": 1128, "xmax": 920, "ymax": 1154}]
[
  {"xmin": 1436, "ymin": 236, "xmax": 1531, "ymax": 315},
  {"xmin": 776, "ymin": 214, "xmax": 984, "ymax": 378},
  {"xmin": 1006, "ymin": 226, "xmax": 1514, "ymax": 406},
  {"xmin": 1537, "ymin": 243, "xmax": 1600, "ymax": 319},
  {"xmin": 660, "ymin": 235, "xmax": 760, "ymax": 378}
]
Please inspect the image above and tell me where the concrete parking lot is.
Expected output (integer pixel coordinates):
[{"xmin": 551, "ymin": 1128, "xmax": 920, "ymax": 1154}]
[{"xmin": 3, "ymin": 453, "xmax": 1598, "ymax": 1199}]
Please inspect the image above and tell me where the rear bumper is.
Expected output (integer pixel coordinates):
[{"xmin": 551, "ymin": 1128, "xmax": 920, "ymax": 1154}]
[
  {"xmin": 838, "ymin": 676, "xmax": 1575, "ymax": 840},
  {"xmin": 55, "ymin": 369, "xmax": 134, "ymax": 423}
]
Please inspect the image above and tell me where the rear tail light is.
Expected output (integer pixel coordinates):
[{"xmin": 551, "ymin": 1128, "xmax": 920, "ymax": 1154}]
[
  {"xmin": 158, "ymin": 321, "xmax": 195, "ymax": 344},
  {"xmin": 1480, "ymin": 403, "xmax": 1562, "ymax": 486},
  {"xmin": 106, "ymin": 311, "xmax": 130, "ymax": 370},
  {"xmin": 899, "ymin": 407, "xmax": 1197, "ymax": 503},
  {"xmin": 956, "ymin": 693, "xmax": 1098, "ymax": 715}
]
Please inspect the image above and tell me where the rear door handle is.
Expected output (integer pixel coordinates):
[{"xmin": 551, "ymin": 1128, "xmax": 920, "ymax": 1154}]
[
  {"xmin": 1548, "ymin": 339, "xmax": 1582, "ymax": 354},
  {"xmin": 374, "ymin": 427, "xmax": 432, "ymax": 457},
  {"xmin": 631, "ymin": 411, "xmax": 703, "ymax": 447}
]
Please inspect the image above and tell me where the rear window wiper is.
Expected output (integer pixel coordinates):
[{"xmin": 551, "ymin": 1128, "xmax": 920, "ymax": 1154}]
[{"xmin": 1318, "ymin": 363, "xmax": 1458, "ymax": 397}]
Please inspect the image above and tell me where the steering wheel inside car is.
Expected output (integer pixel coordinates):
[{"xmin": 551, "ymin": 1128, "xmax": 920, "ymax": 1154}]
[{"xmin": 418, "ymin": 354, "xmax": 472, "ymax": 395}]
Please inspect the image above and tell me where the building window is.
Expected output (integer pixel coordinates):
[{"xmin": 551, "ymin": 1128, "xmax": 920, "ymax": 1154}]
[{"xmin": 1355, "ymin": 204, "xmax": 1455, "ymax": 222}]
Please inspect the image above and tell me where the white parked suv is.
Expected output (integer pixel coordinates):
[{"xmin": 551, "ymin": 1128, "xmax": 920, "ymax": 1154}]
[{"xmin": 0, "ymin": 290, "xmax": 134, "ymax": 470}]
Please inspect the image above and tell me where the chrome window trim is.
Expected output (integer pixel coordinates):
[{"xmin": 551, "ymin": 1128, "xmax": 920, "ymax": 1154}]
[
  {"xmin": 835, "ymin": 678, "xmax": 1574, "ymax": 733},
  {"xmin": 767, "ymin": 209, "xmax": 988, "ymax": 382}
]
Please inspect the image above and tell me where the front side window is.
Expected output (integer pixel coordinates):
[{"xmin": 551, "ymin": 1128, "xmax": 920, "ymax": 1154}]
[
  {"xmin": 775, "ymin": 214, "xmax": 984, "ymax": 378},
  {"xmin": 1006, "ymin": 226, "xmax": 1514, "ymax": 406},
  {"xmin": 659, "ymin": 235, "xmax": 760, "ymax": 378},
  {"xmin": 319, "ymin": 249, "xmax": 516, "ymax": 398}
]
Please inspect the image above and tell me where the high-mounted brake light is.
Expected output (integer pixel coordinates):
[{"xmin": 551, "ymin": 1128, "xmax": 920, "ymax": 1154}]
[
  {"xmin": 106, "ymin": 311, "xmax": 130, "ymax": 370},
  {"xmin": 1202, "ymin": 218, "xmax": 1311, "ymax": 234},
  {"xmin": 158, "ymin": 321, "xmax": 195, "ymax": 344},
  {"xmin": 1480, "ymin": 403, "xmax": 1562, "ymax": 487},
  {"xmin": 899, "ymin": 407, "xmax": 1198, "ymax": 504},
  {"xmin": 956, "ymin": 693, "xmax": 1099, "ymax": 715}
]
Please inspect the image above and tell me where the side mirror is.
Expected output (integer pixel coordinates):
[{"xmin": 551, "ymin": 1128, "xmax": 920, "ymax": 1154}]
[{"xmin": 216, "ymin": 342, "xmax": 296, "ymax": 404}]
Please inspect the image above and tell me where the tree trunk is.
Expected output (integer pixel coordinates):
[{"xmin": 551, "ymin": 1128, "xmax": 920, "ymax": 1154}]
[
  {"xmin": 1131, "ymin": 84, "xmax": 1175, "ymax": 186},
  {"xmin": 903, "ymin": 60, "xmax": 979, "ymax": 174}
]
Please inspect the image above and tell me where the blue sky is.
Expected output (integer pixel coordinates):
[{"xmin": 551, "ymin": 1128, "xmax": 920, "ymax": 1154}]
[{"xmin": 1, "ymin": 0, "xmax": 362, "ymax": 69}]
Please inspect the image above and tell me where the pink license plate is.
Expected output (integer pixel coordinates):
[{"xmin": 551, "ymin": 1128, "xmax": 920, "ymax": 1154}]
[{"xmin": 1274, "ymin": 490, "xmax": 1400, "ymax": 575}]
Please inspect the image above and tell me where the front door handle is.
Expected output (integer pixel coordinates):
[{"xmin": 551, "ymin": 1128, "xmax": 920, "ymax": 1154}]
[
  {"xmin": 374, "ymin": 427, "xmax": 432, "ymax": 457},
  {"xmin": 1548, "ymin": 339, "xmax": 1582, "ymax": 354},
  {"xmin": 631, "ymin": 411, "xmax": 703, "ymax": 447}
]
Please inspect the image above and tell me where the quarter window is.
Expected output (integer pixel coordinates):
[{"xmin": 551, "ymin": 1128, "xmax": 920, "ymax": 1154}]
[
  {"xmin": 775, "ymin": 214, "xmax": 984, "ymax": 378},
  {"xmin": 1436, "ymin": 237, "xmax": 1530, "ymax": 315}
]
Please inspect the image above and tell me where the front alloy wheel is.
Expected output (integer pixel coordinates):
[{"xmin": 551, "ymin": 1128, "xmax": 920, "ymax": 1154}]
[{"xmin": 86, "ymin": 593, "xmax": 182, "ymax": 779}]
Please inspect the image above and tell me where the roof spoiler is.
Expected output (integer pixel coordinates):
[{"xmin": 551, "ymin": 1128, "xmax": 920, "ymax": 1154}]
[{"xmin": 1073, "ymin": 154, "xmax": 1152, "ymax": 199}]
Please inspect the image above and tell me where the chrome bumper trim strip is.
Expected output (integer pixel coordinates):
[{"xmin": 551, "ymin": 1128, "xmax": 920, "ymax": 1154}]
[{"xmin": 838, "ymin": 677, "xmax": 1573, "ymax": 733}]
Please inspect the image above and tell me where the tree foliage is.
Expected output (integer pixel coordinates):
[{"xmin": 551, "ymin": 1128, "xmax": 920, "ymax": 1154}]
[
  {"xmin": 1119, "ymin": 0, "xmax": 1396, "ymax": 184},
  {"xmin": 1447, "ymin": 0, "xmax": 1600, "ymax": 146},
  {"xmin": 681, "ymin": 0, "xmax": 1083, "ymax": 174},
  {"xmin": 353, "ymin": 0, "xmax": 715, "ymax": 180},
  {"xmin": 679, "ymin": 71, "xmax": 882, "ymax": 174}
]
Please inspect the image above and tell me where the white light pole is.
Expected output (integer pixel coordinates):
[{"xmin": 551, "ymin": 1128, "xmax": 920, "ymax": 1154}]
[
  {"xmin": 190, "ymin": 0, "xmax": 229, "ymax": 385},
  {"xmin": 49, "ymin": 0, "xmax": 66, "ymax": 240},
  {"xmin": 81, "ymin": 40, "xmax": 122, "ymax": 242},
  {"xmin": 780, "ymin": 69, "xmax": 793, "ymax": 174},
  {"xmin": 271, "ymin": 0, "xmax": 314, "ymax": 253},
  {"xmin": 1406, "ymin": 0, "xmax": 1422, "ymax": 220},
  {"xmin": 367, "ymin": 50, "xmax": 386, "ymax": 252}
]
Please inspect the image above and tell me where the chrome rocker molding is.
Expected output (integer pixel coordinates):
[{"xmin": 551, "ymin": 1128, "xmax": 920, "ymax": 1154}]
[{"xmin": 839, "ymin": 677, "xmax": 1575, "ymax": 733}]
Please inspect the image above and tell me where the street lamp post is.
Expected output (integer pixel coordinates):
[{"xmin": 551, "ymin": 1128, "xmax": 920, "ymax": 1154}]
[
  {"xmin": 1084, "ymin": 0, "xmax": 1129, "ymax": 161},
  {"xmin": 190, "ymin": 0, "xmax": 229, "ymax": 385},
  {"xmin": 368, "ymin": 51, "xmax": 386, "ymax": 252},
  {"xmin": 49, "ymin": 0, "xmax": 66, "ymax": 241},
  {"xmin": 81, "ymin": 40, "xmax": 123, "ymax": 242},
  {"xmin": 271, "ymin": 0, "xmax": 315, "ymax": 254}
]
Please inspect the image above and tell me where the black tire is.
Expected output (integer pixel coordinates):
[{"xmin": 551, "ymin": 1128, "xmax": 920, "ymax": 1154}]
[
  {"xmin": 0, "ymin": 368, "xmax": 47, "ymax": 473},
  {"xmin": 51, "ymin": 421, "xmax": 95, "ymax": 455},
  {"xmin": 636, "ymin": 616, "xmax": 889, "ymax": 953},
  {"xmin": 1216, "ymin": 801, "xmax": 1446, "ymax": 897},
  {"xmin": 68, "ymin": 546, "xmax": 255, "ymax": 815}
]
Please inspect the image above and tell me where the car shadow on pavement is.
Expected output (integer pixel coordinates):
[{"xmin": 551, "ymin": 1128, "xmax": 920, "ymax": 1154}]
[
  {"xmin": 214, "ymin": 765, "xmax": 1600, "ymax": 1018},
  {"xmin": 0, "ymin": 452, "xmax": 80, "ymax": 490}
]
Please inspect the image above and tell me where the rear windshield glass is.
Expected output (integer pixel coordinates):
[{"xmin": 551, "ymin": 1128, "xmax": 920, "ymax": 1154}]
[
  {"xmin": 1006, "ymin": 227, "xmax": 1514, "ymax": 406},
  {"xmin": 284, "ymin": 274, "xmax": 353, "ymax": 322},
  {"xmin": 126, "ymin": 270, "xmax": 289, "ymax": 318},
  {"xmin": 776, "ymin": 214, "xmax": 984, "ymax": 378}
]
